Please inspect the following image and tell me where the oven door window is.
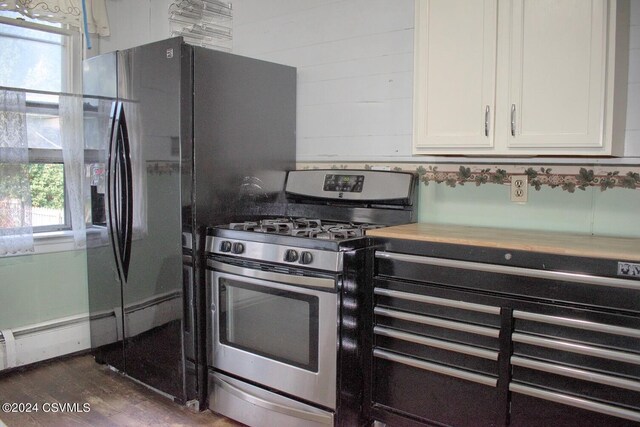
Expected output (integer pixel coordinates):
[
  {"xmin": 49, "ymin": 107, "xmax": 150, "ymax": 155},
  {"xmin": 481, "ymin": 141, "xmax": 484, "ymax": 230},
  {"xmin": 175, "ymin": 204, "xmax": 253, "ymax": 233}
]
[{"xmin": 219, "ymin": 278, "xmax": 320, "ymax": 372}]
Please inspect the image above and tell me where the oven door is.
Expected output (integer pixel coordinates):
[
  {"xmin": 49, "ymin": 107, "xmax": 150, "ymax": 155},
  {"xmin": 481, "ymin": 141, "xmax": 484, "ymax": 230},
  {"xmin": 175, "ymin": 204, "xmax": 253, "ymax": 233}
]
[{"xmin": 208, "ymin": 262, "xmax": 338, "ymax": 410}]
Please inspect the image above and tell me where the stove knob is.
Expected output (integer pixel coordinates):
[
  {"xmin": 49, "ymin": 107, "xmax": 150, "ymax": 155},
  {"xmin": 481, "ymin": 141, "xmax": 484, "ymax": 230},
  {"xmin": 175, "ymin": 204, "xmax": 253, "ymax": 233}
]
[
  {"xmin": 219, "ymin": 241, "xmax": 232, "ymax": 252},
  {"xmin": 300, "ymin": 251, "xmax": 313, "ymax": 265},
  {"xmin": 284, "ymin": 249, "xmax": 299, "ymax": 263},
  {"xmin": 232, "ymin": 242, "xmax": 245, "ymax": 254}
]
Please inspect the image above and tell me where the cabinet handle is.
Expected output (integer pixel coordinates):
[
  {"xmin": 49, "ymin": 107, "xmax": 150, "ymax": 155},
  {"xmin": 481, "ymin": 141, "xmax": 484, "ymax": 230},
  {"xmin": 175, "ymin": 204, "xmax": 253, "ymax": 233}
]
[
  {"xmin": 513, "ymin": 310, "xmax": 640, "ymax": 339},
  {"xmin": 511, "ymin": 356, "xmax": 640, "ymax": 392},
  {"xmin": 512, "ymin": 333, "xmax": 640, "ymax": 365},
  {"xmin": 374, "ymin": 349, "xmax": 498, "ymax": 387},
  {"xmin": 374, "ymin": 287, "xmax": 501, "ymax": 315},
  {"xmin": 375, "ymin": 326, "xmax": 499, "ymax": 361},
  {"xmin": 374, "ymin": 306, "xmax": 500, "ymax": 338},
  {"xmin": 510, "ymin": 104, "xmax": 516, "ymax": 136},
  {"xmin": 484, "ymin": 105, "xmax": 490, "ymax": 137},
  {"xmin": 509, "ymin": 382, "xmax": 640, "ymax": 422}
]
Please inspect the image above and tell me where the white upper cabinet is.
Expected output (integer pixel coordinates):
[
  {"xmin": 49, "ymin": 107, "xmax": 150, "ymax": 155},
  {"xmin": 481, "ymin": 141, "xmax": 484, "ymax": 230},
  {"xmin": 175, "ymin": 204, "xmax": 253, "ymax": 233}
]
[
  {"xmin": 413, "ymin": 0, "xmax": 498, "ymax": 149},
  {"xmin": 413, "ymin": 0, "xmax": 629, "ymax": 156}
]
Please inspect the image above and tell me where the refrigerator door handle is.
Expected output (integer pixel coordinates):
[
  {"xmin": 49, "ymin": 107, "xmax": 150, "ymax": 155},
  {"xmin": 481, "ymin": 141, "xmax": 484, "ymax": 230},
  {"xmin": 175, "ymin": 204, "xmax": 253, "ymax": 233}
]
[
  {"xmin": 116, "ymin": 102, "xmax": 133, "ymax": 280},
  {"xmin": 107, "ymin": 101, "xmax": 124, "ymax": 283},
  {"xmin": 106, "ymin": 101, "xmax": 133, "ymax": 282}
]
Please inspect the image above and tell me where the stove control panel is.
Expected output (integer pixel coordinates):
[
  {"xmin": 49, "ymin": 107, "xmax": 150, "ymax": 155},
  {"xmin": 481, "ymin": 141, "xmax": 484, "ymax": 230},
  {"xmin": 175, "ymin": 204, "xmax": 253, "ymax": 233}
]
[
  {"xmin": 206, "ymin": 236, "xmax": 344, "ymax": 272},
  {"xmin": 286, "ymin": 169, "xmax": 416, "ymax": 202},
  {"xmin": 323, "ymin": 174, "xmax": 364, "ymax": 193}
]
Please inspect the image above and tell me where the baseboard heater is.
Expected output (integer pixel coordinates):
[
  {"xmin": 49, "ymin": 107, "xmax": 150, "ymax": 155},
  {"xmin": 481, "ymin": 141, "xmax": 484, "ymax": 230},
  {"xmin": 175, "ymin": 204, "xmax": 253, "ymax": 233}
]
[
  {"xmin": 0, "ymin": 313, "xmax": 90, "ymax": 370},
  {"xmin": 0, "ymin": 290, "xmax": 183, "ymax": 371}
]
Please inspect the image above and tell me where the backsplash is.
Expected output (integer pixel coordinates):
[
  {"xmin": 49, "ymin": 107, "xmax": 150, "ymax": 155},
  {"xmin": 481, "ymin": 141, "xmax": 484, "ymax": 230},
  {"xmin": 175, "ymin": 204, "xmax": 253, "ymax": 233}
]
[
  {"xmin": 297, "ymin": 162, "xmax": 640, "ymax": 238},
  {"xmin": 298, "ymin": 162, "xmax": 640, "ymax": 192}
]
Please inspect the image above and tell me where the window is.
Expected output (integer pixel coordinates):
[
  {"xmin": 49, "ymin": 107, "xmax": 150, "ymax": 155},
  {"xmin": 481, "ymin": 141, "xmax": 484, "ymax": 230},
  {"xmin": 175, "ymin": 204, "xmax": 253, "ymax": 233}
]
[{"xmin": 0, "ymin": 13, "xmax": 80, "ymax": 234}]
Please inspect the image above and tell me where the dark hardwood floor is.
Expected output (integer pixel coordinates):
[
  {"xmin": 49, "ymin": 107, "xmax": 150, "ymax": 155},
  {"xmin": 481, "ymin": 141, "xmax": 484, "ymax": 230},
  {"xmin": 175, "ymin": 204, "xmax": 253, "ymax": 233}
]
[{"xmin": 0, "ymin": 355, "xmax": 243, "ymax": 426}]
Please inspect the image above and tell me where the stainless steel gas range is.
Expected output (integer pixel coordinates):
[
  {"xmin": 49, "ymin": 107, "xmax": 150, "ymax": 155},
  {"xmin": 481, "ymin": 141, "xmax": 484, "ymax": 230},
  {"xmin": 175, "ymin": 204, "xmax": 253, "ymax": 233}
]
[{"xmin": 204, "ymin": 170, "xmax": 418, "ymax": 426}]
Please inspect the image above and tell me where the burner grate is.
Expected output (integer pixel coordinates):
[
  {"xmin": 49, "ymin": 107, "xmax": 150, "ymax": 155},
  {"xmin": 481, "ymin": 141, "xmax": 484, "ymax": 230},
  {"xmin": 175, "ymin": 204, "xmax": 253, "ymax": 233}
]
[{"xmin": 227, "ymin": 218, "xmax": 382, "ymax": 240}]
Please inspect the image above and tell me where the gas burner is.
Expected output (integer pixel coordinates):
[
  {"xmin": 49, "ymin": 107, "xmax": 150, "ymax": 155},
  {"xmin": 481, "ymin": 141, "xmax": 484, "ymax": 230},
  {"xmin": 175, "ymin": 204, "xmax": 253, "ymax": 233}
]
[
  {"xmin": 308, "ymin": 226, "xmax": 360, "ymax": 240},
  {"xmin": 229, "ymin": 221, "xmax": 258, "ymax": 231},
  {"xmin": 227, "ymin": 218, "xmax": 383, "ymax": 240}
]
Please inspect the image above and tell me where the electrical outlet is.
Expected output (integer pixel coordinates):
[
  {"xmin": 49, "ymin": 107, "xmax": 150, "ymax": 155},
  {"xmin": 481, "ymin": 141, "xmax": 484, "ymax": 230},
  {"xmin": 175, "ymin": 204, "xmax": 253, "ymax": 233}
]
[{"xmin": 510, "ymin": 175, "xmax": 528, "ymax": 202}]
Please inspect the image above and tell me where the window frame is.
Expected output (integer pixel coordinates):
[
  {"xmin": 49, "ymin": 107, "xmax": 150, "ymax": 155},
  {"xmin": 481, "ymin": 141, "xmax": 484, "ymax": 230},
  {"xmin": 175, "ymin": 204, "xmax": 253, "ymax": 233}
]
[{"xmin": 0, "ymin": 14, "xmax": 82, "ymax": 237}]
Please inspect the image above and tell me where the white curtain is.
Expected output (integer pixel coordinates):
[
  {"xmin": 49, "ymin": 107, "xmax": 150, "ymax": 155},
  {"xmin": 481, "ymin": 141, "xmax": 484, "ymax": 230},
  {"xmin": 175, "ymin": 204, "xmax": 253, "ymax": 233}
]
[
  {"xmin": 60, "ymin": 94, "xmax": 85, "ymax": 249},
  {"xmin": 0, "ymin": 0, "xmax": 110, "ymax": 36},
  {"xmin": 0, "ymin": 89, "xmax": 34, "ymax": 256}
]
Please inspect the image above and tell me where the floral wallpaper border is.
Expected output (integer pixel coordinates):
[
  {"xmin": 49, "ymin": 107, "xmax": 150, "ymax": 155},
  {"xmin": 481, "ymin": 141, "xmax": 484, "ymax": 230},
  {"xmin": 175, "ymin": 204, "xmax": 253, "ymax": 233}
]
[{"xmin": 298, "ymin": 162, "xmax": 640, "ymax": 193}]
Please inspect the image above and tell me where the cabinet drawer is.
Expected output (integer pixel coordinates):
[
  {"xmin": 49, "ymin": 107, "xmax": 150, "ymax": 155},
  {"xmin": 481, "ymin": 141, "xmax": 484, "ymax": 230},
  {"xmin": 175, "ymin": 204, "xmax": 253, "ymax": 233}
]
[
  {"xmin": 509, "ymin": 388, "xmax": 640, "ymax": 427},
  {"xmin": 512, "ymin": 309, "xmax": 640, "ymax": 379},
  {"xmin": 373, "ymin": 279, "xmax": 502, "ymax": 376},
  {"xmin": 514, "ymin": 310, "xmax": 640, "ymax": 351},
  {"xmin": 510, "ymin": 308, "xmax": 640, "ymax": 425},
  {"xmin": 376, "ymin": 251, "xmax": 640, "ymax": 313},
  {"xmin": 373, "ymin": 351, "xmax": 501, "ymax": 427}
]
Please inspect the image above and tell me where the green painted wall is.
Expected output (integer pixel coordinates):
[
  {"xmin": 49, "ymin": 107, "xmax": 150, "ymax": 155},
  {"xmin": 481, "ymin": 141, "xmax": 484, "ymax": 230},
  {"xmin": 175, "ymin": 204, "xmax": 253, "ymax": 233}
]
[
  {"xmin": 418, "ymin": 183, "xmax": 640, "ymax": 238},
  {"xmin": 0, "ymin": 249, "xmax": 88, "ymax": 330}
]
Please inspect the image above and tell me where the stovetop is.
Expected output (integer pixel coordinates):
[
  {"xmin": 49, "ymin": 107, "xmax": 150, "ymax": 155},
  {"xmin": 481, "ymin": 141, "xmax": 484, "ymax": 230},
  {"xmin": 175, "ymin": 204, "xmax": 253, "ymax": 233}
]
[{"xmin": 227, "ymin": 217, "xmax": 384, "ymax": 240}]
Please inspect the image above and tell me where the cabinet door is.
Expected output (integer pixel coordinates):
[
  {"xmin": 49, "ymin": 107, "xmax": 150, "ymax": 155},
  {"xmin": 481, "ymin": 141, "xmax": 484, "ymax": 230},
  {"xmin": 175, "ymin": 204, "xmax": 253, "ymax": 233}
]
[
  {"xmin": 413, "ymin": 0, "xmax": 498, "ymax": 152},
  {"xmin": 504, "ymin": 0, "xmax": 608, "ymax": 152}
]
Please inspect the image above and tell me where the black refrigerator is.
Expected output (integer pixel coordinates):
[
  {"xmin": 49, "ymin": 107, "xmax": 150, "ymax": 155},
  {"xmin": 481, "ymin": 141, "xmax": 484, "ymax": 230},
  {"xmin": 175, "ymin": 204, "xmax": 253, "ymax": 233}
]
[{"xmin": 82, "ymin": 37, "xmax": 296, "ymax": 407}]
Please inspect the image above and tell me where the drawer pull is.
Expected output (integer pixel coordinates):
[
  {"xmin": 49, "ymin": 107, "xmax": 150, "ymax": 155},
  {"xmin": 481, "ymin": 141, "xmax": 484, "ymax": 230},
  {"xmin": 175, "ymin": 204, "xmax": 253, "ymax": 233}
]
[
  {"xmin": 374, "ymin": 348, "xmax": 498, "ymax": 387},
  {"xmin": 375, "ymin": 326, "xmax": 499, "ymax": 361},
  {"xmin": 375, "ymin": 252, "xmax": 640, "ymax": 291},
  {"xmin": 374, "ymin": 287, "xmax": 501, "ymax": 315},
  {"xmin": 513, "ymin": 310, "xmax": 640, "ymax": 339},
  {"xmin": 513, "ymin": 333, "xmax": 640, "ymax": 365},
  {"xmin": 374, "ymin": 307, "xmax": 500, "ymax": 338},
  {"xmin": 509, "ymin": 382, "xmax": 640, "ymax": 422},
  {"xmin": 511, "ymin": 356, "xmax": 640, "ymax": 392}
]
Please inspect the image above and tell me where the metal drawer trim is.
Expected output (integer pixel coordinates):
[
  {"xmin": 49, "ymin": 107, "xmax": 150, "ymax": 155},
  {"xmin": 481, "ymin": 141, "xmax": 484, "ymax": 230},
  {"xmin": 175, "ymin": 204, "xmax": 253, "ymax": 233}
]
[
  {"xmin": 374, "ymin": 348, "xmax": 498, "ymax": 387},
  {"xmin": 374, "ymin": 287, "xmax": 501, "ymax": 315},
  {"xmin": 512, "ymin": 333, "xmax": 640, "ymax": 365},
  {"xmin": 513, "ymin": 310, "xmax": 640, "ymax": 339},
  {"xmin": 509, "ymin": 382, "xmax": 640, "ymax": 422},
  {"xmin": 376, "ymin": 251, "xmax": 640, "ymax": 291},
  {"xmin": 374, "ymin": 326, "xmax": 499, "ymax": 361},
  {"xmin": 374, "ymin": 307, "xmax": 500, "ymax": 338},
  {"xmin": 511, "ymin": 356, "xmax": 640, "ymax": 392}
]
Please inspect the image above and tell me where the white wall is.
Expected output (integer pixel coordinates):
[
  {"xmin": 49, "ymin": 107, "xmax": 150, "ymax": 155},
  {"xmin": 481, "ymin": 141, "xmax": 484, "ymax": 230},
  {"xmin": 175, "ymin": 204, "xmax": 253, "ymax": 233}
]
[
  {"xmin": 231, "ymin": 0, "xmax": 640, "ymax": 161},
  {"xmin": 98, "ymin": 0, "xmax": 172, "ymax": 54},
  {"xmin": 232, "ymin": 0, "xmax": 415, "ymax": 161}
]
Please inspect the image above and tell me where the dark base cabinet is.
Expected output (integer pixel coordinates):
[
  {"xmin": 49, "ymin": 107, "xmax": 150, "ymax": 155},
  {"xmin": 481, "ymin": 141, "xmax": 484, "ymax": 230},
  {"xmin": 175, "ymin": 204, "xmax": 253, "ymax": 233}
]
[
  {"xmin": 365, "ymin": 239, "xmax": 640, "ymax": 427},
  {"xmin": 509, "ymin": 393, "xmax": 640, "ymax": 427},
  {"xmin": 373, "ymin": 358, "xmax": 501, "ymax": 427}
]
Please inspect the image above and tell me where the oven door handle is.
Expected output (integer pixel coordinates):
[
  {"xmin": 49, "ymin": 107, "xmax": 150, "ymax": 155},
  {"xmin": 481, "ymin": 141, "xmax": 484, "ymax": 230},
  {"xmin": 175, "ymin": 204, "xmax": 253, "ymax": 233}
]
[
  {"xmin": 207, "ymin": 259, "xmax": 336, "ymax": 290},
  {"xmin": 214, "ymin": 375, "xmax": 334, "ymax": 425}
]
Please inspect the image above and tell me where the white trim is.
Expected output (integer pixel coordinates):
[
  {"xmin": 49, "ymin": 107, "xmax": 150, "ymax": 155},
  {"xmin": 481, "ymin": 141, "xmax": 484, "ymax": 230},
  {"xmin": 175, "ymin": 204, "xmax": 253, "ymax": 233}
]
[
  {"xmin": 33, "ymin": 230, "xmax": 77, "ymax": 254},
  {"xmin": 0, "ymin": 15, "xmax": 72, "ymax": 36},
  {"xmin": 0, "ymin": 329, "xmax": 16, "ymax": 368},
  {"xmin": 0, "ymin": 314, "xmax": 90, "ymax": 370},
  {"xmin": 296, "ymin": 155, "xmax": 640, "ymax": 165}
]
